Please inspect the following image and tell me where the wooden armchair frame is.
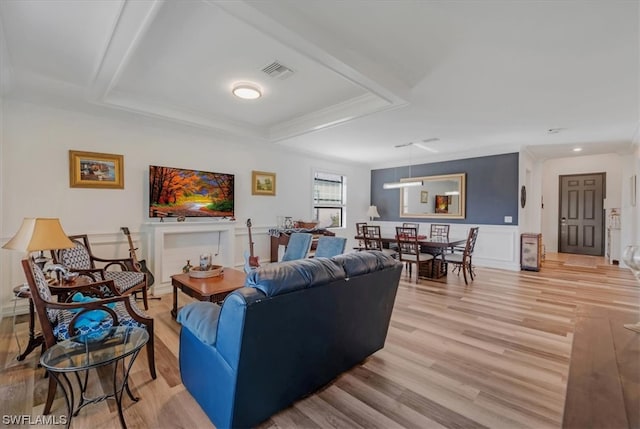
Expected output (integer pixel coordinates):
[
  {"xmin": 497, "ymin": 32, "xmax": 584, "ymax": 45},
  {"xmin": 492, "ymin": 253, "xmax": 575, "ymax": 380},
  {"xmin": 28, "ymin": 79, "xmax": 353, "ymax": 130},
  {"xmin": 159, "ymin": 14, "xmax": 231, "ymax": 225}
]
[
  {"xmin": 21, "ymin": 259, "xmax": 156, "ymax": 415},
  {"xmin": 52, "ymin": 234, "xmax": 149, "ymax": 309}
]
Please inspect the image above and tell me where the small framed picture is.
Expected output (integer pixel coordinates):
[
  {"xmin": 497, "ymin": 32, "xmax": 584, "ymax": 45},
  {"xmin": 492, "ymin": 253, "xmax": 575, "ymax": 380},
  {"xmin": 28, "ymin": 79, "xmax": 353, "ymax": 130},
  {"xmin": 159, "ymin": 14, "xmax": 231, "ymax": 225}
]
[
  {"xmin": 69, "ymin": 150, "xmax": 124, "ymax": 189},
  {"xmin": 420, "ymin": 191, "xmax": 429, "ymax": 203},
  {"xmin": 252, "ymin": 170, "xmax": 276, "ymax": 196}
]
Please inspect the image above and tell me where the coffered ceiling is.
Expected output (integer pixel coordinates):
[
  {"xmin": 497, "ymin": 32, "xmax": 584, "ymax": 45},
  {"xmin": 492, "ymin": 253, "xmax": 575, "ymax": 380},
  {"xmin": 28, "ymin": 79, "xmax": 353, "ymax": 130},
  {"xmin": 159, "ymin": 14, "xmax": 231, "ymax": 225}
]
[{"xmin": 1, "ymin": 0, "xmax": 638, "ymax": 166}]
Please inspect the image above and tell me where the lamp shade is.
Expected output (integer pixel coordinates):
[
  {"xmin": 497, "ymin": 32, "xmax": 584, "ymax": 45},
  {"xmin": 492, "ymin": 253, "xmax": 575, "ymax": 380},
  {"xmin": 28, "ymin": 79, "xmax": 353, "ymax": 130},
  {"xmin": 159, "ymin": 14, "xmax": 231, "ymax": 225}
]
[
  {"xmin": 2, "ymin": 218, "xmax": 74, "ymax": 251},
  {"xmin": 366, "ymin": 205, "xmax": 380, "ymax": 220}
]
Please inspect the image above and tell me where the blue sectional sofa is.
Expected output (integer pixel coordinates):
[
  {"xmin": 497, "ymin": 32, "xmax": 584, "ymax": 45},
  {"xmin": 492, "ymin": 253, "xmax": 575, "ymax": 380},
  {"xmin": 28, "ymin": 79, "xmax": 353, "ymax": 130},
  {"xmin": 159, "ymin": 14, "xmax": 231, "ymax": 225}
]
[{"xmin": 177, "ymin": 251, "xmax": 403, "ymax": 429}]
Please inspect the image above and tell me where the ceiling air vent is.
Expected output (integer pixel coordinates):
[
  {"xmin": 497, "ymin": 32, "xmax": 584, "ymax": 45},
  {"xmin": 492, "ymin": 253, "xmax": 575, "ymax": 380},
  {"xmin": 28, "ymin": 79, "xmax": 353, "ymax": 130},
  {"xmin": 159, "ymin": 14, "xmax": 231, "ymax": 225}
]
[{"xmin": 261, "ymin": 61, "xmax": 294, "ymax": 80}]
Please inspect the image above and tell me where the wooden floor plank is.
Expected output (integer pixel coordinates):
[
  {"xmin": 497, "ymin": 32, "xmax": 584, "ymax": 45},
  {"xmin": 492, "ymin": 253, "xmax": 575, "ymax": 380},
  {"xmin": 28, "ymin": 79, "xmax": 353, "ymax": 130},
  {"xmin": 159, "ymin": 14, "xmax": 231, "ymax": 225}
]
[{"xmin": 1, "ymin": 253, "xmax": 638, "ymax": 428}]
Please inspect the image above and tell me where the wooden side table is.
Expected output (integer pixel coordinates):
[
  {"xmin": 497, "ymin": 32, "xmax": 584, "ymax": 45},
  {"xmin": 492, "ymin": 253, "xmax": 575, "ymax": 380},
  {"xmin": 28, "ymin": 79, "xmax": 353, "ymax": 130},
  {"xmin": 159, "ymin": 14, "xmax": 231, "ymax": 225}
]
[
  {"xmin": 171, "ymin": 268, "xmax": 246, "ymax": 318},
  {"xmin": 12, "ymin": 277, "xmax": 91, "ymax": 362},
  {"xmin": 12, "ymin": 284, "xmax": 44, "ymax": 361}
]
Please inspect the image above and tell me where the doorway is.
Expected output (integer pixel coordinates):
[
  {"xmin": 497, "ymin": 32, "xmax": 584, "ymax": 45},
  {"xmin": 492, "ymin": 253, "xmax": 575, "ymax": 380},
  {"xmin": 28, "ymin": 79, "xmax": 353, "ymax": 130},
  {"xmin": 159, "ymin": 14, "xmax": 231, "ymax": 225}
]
[{"xmin": 558, "ymin": 173, "xmax": 605, "ymax": 256}]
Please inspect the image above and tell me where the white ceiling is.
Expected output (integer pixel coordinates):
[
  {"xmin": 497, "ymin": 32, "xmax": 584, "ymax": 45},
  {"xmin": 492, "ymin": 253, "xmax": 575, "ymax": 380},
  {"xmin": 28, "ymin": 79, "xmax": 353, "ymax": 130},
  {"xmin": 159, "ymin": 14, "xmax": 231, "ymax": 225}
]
[{"xmin": 1, "ymin": 0, "xmax": 638, "ymax": 167}]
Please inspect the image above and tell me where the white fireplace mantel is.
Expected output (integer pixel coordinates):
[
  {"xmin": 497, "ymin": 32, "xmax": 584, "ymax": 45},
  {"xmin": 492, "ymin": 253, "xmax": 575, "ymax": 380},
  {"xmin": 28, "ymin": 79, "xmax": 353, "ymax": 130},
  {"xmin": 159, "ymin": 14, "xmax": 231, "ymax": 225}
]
[{"xmin": 143, "ymin": 220, "xmax": 236, "ymax": 285}]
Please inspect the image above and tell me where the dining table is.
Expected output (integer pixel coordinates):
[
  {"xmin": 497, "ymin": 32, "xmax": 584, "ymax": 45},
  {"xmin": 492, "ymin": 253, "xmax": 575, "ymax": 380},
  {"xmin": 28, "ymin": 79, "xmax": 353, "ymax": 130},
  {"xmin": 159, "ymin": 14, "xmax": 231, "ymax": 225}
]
[{"xmin": 354, "ymin": 234, "xmax": 466, "ymax": 278}]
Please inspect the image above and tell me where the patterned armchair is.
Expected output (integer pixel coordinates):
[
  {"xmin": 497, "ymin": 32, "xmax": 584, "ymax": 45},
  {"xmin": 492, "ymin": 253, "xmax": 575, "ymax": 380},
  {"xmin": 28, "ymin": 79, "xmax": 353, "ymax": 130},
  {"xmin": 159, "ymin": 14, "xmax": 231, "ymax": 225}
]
[
  {"xmin": 21, "ymin": 259, "xmax": 156, "ymax": 415},
  {"xmin": 52, "ymin": 234, "xmax": 149, "ymax": 310}
]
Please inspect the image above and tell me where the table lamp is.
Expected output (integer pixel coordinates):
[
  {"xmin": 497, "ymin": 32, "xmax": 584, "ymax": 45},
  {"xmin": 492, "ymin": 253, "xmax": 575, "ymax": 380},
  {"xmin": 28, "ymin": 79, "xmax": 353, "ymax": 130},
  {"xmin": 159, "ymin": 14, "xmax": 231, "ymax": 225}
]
[
  {"xmin": 366, "ymin": 205, "xmax": 380, "ymax": 221},
  {"xmin": 2, "ymin": 218, "xmax": 75, "ymax": 268}
]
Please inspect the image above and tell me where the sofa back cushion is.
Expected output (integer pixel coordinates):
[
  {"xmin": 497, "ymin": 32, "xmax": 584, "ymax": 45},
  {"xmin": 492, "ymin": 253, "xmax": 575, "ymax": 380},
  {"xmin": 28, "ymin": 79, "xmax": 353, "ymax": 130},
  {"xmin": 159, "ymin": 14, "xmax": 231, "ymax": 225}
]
[
  {"xmin": 332, "ymin": 250, "xmax": 399, "ymax": 277},
  {"xmin": 245, "ymin": 257, "xmax": 346, "ymax": 297}
]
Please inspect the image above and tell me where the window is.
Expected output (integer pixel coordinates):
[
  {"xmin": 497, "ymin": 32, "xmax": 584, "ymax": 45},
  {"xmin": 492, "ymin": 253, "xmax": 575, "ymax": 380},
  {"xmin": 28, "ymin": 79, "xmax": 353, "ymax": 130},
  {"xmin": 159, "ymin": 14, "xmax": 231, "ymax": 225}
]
[{"xmin": 313, "ymin": 171, "xmax": 346, "ymax": 228}]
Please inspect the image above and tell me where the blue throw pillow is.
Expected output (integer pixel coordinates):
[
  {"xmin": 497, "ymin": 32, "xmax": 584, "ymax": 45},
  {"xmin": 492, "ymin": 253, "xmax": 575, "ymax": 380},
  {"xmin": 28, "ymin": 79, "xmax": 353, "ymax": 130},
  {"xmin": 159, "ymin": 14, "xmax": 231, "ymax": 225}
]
[{"xmin": 69, "ymin": 293, "xmax": 115, "ymax": 328}]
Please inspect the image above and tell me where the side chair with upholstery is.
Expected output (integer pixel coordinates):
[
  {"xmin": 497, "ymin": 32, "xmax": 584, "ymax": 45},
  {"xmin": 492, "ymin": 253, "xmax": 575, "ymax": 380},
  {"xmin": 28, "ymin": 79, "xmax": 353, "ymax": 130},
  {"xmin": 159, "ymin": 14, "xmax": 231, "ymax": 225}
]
[
  {"xmin": 363, "ymin": 225, "xmax": 397, "ymax": 259},
  {"xmin": 395, "ymin": 226, "xmax": 434, "ymax": 282},
  {"xmin": 52, "ymin": 234, "xmax": 149, "ymax": 310},
  {"xmin": 354, "ymin": 222, "xmax": 368, "ymax": 251},
  {"xmin": 21, "ymin": 259, "xmax": 156, "ymax": 415},
  {"xmin": 281, "ymin": 233, "xmax": 313, "ymax": 261},
  {"xmin": 314, "ymin": 236, "xmax": 347, "ymax": 258},
  {"xmin": 425, "ymin": 223, "xmax": 452, "ymax": 259},
  {"xmin": 430, "ymin": 224, "xmax": 450, "ymax": 240},
  {"xmin": 444, "ymin": 227, "xmax": 479, "ymax": 285},
  {"xmin": 402, "ymin": 222, "xmax": 420, "ymax": 232}
]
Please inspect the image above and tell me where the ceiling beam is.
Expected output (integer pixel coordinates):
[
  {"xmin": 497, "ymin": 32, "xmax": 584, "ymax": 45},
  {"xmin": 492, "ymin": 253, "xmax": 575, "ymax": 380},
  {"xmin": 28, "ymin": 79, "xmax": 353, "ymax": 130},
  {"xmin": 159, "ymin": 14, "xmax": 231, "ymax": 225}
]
[
  {"xmin": 88, "ymin": 0, "xmax": 163, "ymax": 102},
  {"xmin": 214, "ymin": 1, "xmax": 411, "ymax": 106}
]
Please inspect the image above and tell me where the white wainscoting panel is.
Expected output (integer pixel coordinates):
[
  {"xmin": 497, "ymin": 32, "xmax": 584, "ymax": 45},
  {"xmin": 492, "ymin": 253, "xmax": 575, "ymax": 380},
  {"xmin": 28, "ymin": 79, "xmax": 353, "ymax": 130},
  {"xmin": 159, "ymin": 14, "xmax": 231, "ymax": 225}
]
[{"xmin": 378, "ymin": 221, "xmax": 520, "ymax": 271}]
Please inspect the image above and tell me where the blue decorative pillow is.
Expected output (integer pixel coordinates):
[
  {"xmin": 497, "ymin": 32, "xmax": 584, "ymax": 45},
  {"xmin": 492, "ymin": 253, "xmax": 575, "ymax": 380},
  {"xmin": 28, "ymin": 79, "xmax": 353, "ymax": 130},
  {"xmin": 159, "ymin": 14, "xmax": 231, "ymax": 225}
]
[{"xmin": 69, "ymin": 293, "xmax": 115, "ymax": 329}]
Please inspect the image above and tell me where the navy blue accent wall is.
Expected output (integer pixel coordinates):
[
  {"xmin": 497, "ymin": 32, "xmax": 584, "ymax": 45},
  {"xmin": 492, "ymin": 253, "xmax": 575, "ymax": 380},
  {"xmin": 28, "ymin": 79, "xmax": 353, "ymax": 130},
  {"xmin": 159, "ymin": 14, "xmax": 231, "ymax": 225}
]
[{"xmin": 371, "ymin": 152, "xmax": 519, "ymax": 225}]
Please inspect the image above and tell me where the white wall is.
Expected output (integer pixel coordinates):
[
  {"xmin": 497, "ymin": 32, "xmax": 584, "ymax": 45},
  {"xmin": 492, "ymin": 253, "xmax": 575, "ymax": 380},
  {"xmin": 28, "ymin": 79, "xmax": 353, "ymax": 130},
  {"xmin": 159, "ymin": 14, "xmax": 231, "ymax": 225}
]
[
  {"xmin": 622, "ymin": 145, "xmax": 640, "ymax": 257},
  {"xmin": 541, "ymin": 153, "xmax": 625, "ymax": 253},
  {"xmin": 0, "ymin": 100, "xmax": 372, "ymax": 315},
  {"xmin": 519, "ymin": 150, "xmax": 544, "ymax": 234}
]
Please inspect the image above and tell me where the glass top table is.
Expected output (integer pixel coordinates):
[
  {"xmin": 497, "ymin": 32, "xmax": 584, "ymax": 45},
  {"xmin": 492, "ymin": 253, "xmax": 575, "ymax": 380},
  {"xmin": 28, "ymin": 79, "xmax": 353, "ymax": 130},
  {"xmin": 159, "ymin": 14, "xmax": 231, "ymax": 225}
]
[{"xmin": 40, "ymin": 326, "xmax": 149, "ymax": 429}]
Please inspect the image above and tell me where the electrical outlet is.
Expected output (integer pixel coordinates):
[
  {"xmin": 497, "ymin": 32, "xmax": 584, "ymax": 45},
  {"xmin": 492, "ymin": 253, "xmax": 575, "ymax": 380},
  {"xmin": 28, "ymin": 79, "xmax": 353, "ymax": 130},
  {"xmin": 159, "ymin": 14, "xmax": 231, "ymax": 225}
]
[{"xmin": 504, "ymin": 216, "xmax": 513, "ymax": 223}]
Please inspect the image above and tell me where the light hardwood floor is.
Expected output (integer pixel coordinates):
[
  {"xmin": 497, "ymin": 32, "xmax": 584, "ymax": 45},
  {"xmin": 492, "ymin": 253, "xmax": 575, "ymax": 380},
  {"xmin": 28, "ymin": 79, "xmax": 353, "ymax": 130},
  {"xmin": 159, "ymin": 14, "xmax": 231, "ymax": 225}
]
[{"xmin": 1, "ymin": 253, "xmax": 638, "ymax": 428}]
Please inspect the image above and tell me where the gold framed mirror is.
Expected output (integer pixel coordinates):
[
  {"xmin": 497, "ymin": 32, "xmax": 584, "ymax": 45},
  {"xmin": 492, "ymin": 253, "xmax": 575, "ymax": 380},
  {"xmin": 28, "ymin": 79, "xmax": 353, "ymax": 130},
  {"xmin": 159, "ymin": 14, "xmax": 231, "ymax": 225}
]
[{"xmin": 400, "ymin": 173, "xmax": 466, "ymax": 219}]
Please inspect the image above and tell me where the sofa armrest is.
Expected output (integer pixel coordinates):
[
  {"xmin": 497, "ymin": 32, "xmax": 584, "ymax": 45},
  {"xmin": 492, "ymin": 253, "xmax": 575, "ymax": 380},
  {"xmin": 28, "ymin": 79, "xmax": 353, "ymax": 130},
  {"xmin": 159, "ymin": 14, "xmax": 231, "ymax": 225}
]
[
  {"xmin": 216, "ymin": 287, "xmax": 266, "ymax": 367},
  {"xmin": 177, "ymin": 302, "xmax": 222, "ymax": 346}
]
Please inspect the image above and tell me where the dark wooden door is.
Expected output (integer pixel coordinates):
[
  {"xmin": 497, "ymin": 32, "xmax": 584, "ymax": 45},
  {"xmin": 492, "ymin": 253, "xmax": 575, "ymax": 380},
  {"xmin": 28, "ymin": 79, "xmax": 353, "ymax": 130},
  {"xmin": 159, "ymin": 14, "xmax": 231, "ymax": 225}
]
[{"xmin": 558, "ymin": 173, "xmax": 605, "ymax": 255}]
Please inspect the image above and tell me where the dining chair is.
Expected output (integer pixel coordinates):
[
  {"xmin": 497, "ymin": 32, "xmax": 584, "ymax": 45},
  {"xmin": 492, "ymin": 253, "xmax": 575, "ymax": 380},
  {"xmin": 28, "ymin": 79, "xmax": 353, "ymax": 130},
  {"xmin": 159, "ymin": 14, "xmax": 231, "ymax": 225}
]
[
  {"xmin": 21, "ymin": 259, "xmax": 156, "ymax": 415},
  {"xmin": 363, "ymin": 225, "xmax": 397, "ymax": 258},
  {"xmin": 52, "ymin": 234, "xmax": 149, "ymax": 310},
  {"xmin": 395, "ymin": 226, "xmax": 434, "ymax": 282},
  {"xmin": 354, "ymin": 222, "xmax": 368, "ymax": 251},
  {"xmin": 430, "ymin": 224, "xmax": 450, "ymax": 240},
  {"xmin": 444, "ymin": 227, "xmax": 479, "ymax": 285},
  {"xmin": 314, "ymin": 236, "xmax": 347, "ymax": 258},
  {"xmin": 281, "ymin": 233, "xmax": 313, "ymax": 261},
  {"xmin": 402, "ymin": 222, "xmax": 420, "ymax": 233},
  {"xmin": 427, "ymin": 223, "xmax": 452, "ymax": 258}
]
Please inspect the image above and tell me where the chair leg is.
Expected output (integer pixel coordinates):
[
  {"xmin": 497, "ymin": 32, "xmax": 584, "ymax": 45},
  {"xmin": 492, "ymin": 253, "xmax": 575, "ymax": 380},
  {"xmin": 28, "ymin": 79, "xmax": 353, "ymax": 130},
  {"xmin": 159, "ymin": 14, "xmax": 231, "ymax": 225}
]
[
  {"xmin": 43, "ymin": 376, "xmax": 57, "ymax": 414},
  {"xmin": 146, "ymin": 325, "xmax": 156, "ymax": 379},
  {"xmin": 469, "ymin": 257, "xmax": 476, "ymax": 280},
  {"xmin": 462, "ymin": 263, "xmax": 469, "ymax": 285}
]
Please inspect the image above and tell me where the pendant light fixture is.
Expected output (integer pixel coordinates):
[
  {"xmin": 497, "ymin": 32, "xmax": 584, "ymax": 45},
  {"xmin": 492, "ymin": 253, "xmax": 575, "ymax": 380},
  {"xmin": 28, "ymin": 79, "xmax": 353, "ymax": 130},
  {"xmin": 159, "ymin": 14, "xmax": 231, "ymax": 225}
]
[
  {"xmin": 383, "ymin": 180, "xmax": 423, "ymax": 189},
  {"xmin": 383, "ymin": 142, "xmax": 424, "ymax": 189}
]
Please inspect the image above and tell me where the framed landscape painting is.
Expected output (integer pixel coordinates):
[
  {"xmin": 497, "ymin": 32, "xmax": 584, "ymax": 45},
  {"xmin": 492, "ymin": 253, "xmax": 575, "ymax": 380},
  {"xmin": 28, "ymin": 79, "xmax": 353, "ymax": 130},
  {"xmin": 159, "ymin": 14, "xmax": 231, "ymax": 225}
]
[
  {"xmin": 252, "ymin": 171, "xmax": 276, "ymax": 196},
  {"xmin": 69, "ymin": 150, "xmax": 124, "ymax": 189}
]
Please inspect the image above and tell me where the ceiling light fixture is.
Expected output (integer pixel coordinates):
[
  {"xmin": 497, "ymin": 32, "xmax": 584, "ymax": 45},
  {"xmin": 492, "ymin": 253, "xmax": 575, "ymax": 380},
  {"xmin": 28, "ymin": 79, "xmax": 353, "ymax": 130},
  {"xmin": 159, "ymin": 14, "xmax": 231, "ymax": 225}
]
[
  {"xmin": 413, "ymin": 142, "xmax": 439, "ymax": 153},
  {"xmin": 383, "ymin": 180, "xmax": 423, "ymax": 189},
  {"xmin": 232, "ymin": 83, "xmax": 262, "ymax": 100},
  {"xmin": 384, "ymin": 143, "xmax": 424, "ymax": 189},
  {"xmin": 573, "ymin": 147, "xmax": 583, "ymax": 152}
]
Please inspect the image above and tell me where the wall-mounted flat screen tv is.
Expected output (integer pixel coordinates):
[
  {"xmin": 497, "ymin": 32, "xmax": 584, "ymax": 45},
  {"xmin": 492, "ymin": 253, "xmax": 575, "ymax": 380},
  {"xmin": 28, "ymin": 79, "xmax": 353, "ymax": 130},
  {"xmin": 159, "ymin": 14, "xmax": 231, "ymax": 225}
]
[{"xmin": 149, "ymin": 165, "xmax": 234, "ymax": 218}]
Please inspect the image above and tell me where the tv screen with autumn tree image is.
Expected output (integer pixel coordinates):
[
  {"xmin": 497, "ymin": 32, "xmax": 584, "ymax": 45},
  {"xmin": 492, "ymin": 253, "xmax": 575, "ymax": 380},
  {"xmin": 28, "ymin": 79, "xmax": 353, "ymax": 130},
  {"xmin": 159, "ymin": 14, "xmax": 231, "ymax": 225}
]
[{"xmin": 149, "ymin": 165, "xmax": 234, "ymax": 218}]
